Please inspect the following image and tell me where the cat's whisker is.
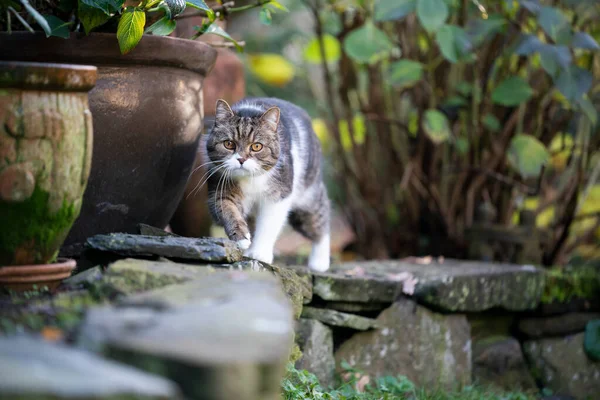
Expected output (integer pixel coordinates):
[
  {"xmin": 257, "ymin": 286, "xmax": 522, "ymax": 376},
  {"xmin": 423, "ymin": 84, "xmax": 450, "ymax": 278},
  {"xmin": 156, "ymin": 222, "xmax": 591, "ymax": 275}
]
[
  {"xmin": 187, "ymin": 164, "xmax": 227, "ymax": 199},
  {"xmin": 191, "ymin": 160, "xmax": 223, "ymax": 175}
]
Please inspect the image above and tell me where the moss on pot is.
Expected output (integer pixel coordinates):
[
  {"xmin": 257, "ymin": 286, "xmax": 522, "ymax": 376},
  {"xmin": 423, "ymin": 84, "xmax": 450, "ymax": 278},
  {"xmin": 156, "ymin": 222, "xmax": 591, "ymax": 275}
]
[{"xmin": 0, "ymin": 185, "xmax": 79, "ymax": 265}]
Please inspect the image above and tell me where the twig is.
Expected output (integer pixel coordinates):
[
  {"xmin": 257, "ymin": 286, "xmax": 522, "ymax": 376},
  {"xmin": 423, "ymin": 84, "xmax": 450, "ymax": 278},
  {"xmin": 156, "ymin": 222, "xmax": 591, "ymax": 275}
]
[{"xmin": 209, "ymin": 40, "xmax": 246, "ymax": 48}]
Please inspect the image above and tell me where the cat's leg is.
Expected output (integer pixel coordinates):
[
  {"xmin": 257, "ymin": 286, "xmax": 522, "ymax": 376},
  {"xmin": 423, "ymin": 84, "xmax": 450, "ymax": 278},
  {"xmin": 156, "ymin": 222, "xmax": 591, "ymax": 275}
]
[
  {"xmin": 245, "ymin": 197, "xmax": 292, "ymax": 264},
  {"xmin": 209, "ymin": 196, "xmax": 251, "ymax": 250},
  {"xmin": 289, "ymin": 184, "xmax": 331, "ymax": 271}
]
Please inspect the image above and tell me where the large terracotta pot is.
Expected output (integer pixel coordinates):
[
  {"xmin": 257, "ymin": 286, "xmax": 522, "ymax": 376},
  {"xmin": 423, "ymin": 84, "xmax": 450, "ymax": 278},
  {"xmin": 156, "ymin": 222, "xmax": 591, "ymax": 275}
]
[
  {"xmin": 0, "ymin": 33, "xmax": 217, "ymax": 255},
  {"xmin": 0, "ymin": 61, "xmax": 97, "ymax": 265}
]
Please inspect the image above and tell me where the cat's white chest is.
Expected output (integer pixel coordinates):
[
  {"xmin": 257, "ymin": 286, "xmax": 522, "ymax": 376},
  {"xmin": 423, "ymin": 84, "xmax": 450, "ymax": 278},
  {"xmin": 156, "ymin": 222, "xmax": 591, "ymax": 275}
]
[{"xmin": 237, "ymin": 174, "xmax": 271, "ymax": 215}]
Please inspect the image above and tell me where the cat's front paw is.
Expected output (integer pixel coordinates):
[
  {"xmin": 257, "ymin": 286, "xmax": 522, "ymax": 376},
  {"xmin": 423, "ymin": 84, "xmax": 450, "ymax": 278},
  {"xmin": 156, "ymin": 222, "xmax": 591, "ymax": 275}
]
[
  {"xmin": 236, "ymin": 238, "xmax": 252, "ymax": 250},
  {"xmin": 244, "ymin": 247, "xmax": 274, "ymax": 264}
]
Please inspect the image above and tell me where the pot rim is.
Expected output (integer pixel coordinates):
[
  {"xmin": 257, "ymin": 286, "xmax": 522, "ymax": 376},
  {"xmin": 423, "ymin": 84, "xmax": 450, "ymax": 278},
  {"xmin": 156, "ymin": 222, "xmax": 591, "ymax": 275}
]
[
  {"xmin": 0, "ymin": 32, "xmax": 217, "ymax": 77},
  {"xmin": 0, "ymin": 258, "xmax": 77, "ymax": 274},
  {"xmin": 0, "ymin": 61, "xmax": 97, "ymax": 91}
]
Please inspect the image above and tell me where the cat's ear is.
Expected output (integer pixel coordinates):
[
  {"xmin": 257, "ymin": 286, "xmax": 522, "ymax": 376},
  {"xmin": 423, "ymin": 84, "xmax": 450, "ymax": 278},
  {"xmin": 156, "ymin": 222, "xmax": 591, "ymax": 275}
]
[
  {"xmin": 215, "ymin": 99, "xmax": 234, "ymax": 120},
  {"xmin": 260, "ymin": 107, "xmax": 280, "ymax": 131}
]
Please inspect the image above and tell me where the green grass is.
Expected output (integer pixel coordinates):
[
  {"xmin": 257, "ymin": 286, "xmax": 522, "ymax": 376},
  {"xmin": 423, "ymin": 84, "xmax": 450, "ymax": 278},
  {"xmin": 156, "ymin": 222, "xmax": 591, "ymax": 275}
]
[{"xmin": 282, "ymin": 364, "xmax": 537, "ymax": 400}]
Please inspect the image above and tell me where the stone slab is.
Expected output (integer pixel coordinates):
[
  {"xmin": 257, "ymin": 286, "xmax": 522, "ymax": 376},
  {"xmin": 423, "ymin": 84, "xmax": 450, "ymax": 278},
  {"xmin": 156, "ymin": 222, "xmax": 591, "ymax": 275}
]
[
  {"xmin": 472, "ymin": 336, "xmax": 537, "ymax": 391},
  {"xmin": 518, "ymin": 312, "xmax": 600, "ymax": 338},
  {"xmin": 77, "ymin": 270, "xmax": 294, "ymax": 400},
  {"xmin": 313, "ymin": 258, "xmax": 545, "ymax": 312},
  {"xmin": 0, "ymin": 336, "xmax": 179, "ymax": 399},
  {"xmin": 295, "ymin": 319, "xmax": 335, "ymax": 388},
  {"xmin": 524, "ymin": 333, "xmax": 600, "ymax": 399},
  {"xmin": 334, "ymin": 298, "xmax": 471, "ymax": 388},
  {"xmin": 301, "ymin": 307, "xmax": 378, "ymax": 331},
  {"xmin": 86, "ymin": 233, "xmax": 242, "ymax": 263}
]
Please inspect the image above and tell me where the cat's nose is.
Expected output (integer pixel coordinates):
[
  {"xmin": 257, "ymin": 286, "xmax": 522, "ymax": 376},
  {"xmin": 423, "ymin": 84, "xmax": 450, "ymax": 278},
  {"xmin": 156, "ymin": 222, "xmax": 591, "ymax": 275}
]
[{"xmin": 238, "ymin": 157, "xmax": 247, "ymax": 165}]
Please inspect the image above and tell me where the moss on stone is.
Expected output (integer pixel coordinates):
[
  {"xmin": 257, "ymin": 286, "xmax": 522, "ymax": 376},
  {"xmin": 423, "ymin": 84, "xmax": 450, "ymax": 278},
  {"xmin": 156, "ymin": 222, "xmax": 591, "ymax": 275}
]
[
  {"xmin": 0, "ymin": 185, "xmax": 78, "ymax": 264},
  {"xmin": 541, "ymin": 265, "xmax": 600, "ymax": 304}
]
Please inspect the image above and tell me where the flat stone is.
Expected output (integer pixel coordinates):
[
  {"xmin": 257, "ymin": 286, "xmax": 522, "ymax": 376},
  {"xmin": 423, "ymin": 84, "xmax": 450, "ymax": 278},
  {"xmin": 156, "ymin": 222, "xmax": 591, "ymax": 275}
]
[
  {"xmin": 584, "ymin": 319, "xmax": 600, "ymax": 361},
  {"xmin": 323, "ymin": 301, "xmax": 389, "ymax": 313},
  {"xmin": 295, "ymin": 319, "xmax": 335, "ymax": 388},
  {"xmin": 77, "ymin": 270, "xmax": 294, "ymax": 400},
  {"xmin": 334, "ymin": 298, "xmax": 471, "ymax": 388},
  {"xmin": 86, "ymin": 233, "xmax": 242, "ymax": 263},
  {"xmin": 472, "ymin": 336, "xmax": 537, "ymax": 391},
  {"xmin": 313, "ymin": 258, "xmax": 545, "ymax": 312},
  {"xmin": 518, "ymin": 312, "xmax": 600, "ymax": 338},
  {"xmin": 60, "ymin": 265, "xmax": 104, "ymax": 289},
  {"xmin": 0, "ymin": 336, "xmax": 179, "ymax": 399},
  {"xmin": 301, "ymin": 307, "xmax": 378, "ymax": 331},
  {"xmin": 523, "ymin": 333, "xmax": 600, "ymax": 399}
]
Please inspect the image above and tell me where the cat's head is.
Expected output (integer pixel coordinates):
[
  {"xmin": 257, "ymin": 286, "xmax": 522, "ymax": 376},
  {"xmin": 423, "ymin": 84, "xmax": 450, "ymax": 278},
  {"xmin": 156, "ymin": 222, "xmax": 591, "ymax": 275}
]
[{"xmin": 206, "ymin": 99, "xmax": 281, "ymax": 178}]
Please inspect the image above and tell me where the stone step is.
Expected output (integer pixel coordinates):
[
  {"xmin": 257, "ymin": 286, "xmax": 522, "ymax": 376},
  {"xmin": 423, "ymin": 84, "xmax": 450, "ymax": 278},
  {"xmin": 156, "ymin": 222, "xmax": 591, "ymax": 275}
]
[
  {"xmin": 76, "ymin": 269, "xmax": 294, "ymax": 400},
  {"xmin": 0, "ymin": 336, "xmax": 180, "ymax": 399},
  {"xmin": 309, "ymin": 258, "xmax": 546, "ymax": 312}
]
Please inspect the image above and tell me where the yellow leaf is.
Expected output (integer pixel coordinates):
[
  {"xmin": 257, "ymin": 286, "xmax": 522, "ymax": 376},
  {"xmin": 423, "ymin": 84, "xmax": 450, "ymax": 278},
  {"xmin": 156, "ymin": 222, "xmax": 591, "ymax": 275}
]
[
  {"xmin": 41, "ymin": 326, "xmax": 64, "ymax": 342},
  {"xmin": 247, "ymin": 53, "xmax": 295, "ymax": 87},
  {"xmin": 312, "ymin": 118, "xmax": 330, "ymax": 151}
]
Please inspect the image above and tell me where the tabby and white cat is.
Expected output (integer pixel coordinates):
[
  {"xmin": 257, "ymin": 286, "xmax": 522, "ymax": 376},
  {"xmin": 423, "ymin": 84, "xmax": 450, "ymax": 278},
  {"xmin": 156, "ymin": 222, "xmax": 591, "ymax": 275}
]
[{"xmin": 203, "ymin": 97, "xmax": 330, "ymax": 271}]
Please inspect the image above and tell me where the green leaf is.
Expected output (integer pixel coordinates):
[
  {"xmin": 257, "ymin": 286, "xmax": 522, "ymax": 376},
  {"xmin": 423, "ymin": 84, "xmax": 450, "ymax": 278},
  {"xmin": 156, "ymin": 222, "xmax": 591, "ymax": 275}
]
[
  {"xmin": 454, "ymin": 137, "xmax": 469, "ymax": 154},
  {"xmin": 266, "ymin": 0, "xmax": 288, "ymax": 12},
  {"xmin": 79, "ymin": 2, "xmax": 111, "ymax": 34},
  {"xmin": 416, "ymin": 0, "xmax": 448, "ymax": 33},
  {"xmin": 20, "ymin": 0, "xmax": 51, "ymax": 36},
  {"xmin": 43, "ymin": 15, "xmax": 71, "ymax": 38},
  {"xmin": 491, "ymin": 77, "xmax": 533, "ymax": 106},
  {"xmin": 482, "ymin": 114, "xmax": 501, "ymax": 133},
  {"xmin": 507, "ymin": 134, "xmax": 549, "ymax": 178},
  {"xmin": 537, "ymin": 6, "xmax": 572, "ymax": 45},
  {"xmin": 343, "ymin": 21, "xmax": 394, "ymax": 64},
  {"xmin": 117, "ymin": 7, "xmax": 146, "ymax": 55},
  {"xmin": 538, "ymin": 44, "xmax": 571, "ymax": 77},
  {"xmin": 80, "ymin": 0, "xmax": 123, "ymax": 14},
  {"xmin": 374, "ymin": 0, "xmax": 416, "ymax": 22},
  {"xmin": 576, "ymin": 97, "xmax": 598, "ymax": 126},
  {"xmin": 303, "ymin": 34, "xmax": 341, "ymax": 64},
  {"xmin": 186, "ymin": 0, "xmax": 214, "ymax": 20},
  {"xmin": 555, "ymin": 65, "xmax": 593, "ymax": 102},
  {"xmin": 145, "ymin": 15, "xmax": 176, "ymax": 36},
  {"xmin": 389, "ymin": 60, "xmax": 423, "ymax": 88},
  {"xmin": 444, "ymin": 95, "xmax": 467, "ymax": 107},
  {"xmin": 203, "ymin": 23, "xmax": 242, "ymax": 51},
  {"xmin": 519, "ymin": 0, "xmax": 541, "ymax": 14},
  {"xmin": 584, "ymin": 320, "xmax": 600, "ymax": 362},
  {"xmin": 422, "ymin": 109, "xmax": 451, "ymax": 144},
  {"xmin": 465, "ymin": 14, "xmax": 507, "ymax": 47},
  {"xmin": 435, "ymin": 24, "xmax": 472, "ymax": 63},
  {"xmin": 455, "ymin": 81, "xmax": 473, "ymax": 96},
  {"xmin": 572, "ymin": 32, "xmax": 600, "ymax": 50},
  {"xmin": 514, "ymin": 34, "xmax": 543, "ymax": 55},
  {"xmin": 259, "ymin": 7, "xmax": 272, "ymax": 25}
]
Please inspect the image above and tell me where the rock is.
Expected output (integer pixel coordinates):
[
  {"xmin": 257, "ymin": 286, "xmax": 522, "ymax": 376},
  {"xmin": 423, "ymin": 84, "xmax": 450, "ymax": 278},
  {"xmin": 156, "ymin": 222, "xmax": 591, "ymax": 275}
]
[
  {"xmin": 60, "ymin": 265, "xmax": 104, "ymax": 289},
  {"xmin": 523, "ymin": 333, "xmax": 600, "ymax": 399},
  {"xmin": 86, "ymin": 233, "xmax": 242, "ymax": 263},
  {"xmin": 323, "ymin": 301, "xmax": 389, "ymax": 313},
  {"xmin": 518, "ymin": 313, "xmax": 600, "ymax": 338},
  {"xmin": 295, "ymin": 319, "xmax": 335, "ymax": 388},
  {"xmin": 95, "ymin": 258, "xmax": 215, "ymax": 297},
  {"xmin": 472, "ymin": 336, "xmax": 537, "ymax": 391},
  {"xmin": 77, "ymin": 270, "xmax": 294, "ymax": 400},
  {"xmin": 301, "ymin": 307, "xmax": 378, "ymax": 331},
  {"xmin": 584, "ymin": 319, "xmax": 600, "ymax": 361},
  {"xmin": 334, "ymin": 298, "xmax": 471, "ymax": 388},
  {"xmin": 0, "ymin": 336, "xmax": 179, "ymax": 399},
  {"xmin": 313, "ymin": 259, "xmax": 545, "ymax": 312},
  {"xmin": 213, "ymin": 260, "xmax": 311, "ymax": 318}
]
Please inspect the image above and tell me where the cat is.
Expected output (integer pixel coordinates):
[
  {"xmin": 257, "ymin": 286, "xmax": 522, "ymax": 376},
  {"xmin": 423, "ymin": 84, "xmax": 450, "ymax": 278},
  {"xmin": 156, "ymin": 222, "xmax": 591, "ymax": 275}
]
[{"xmin": 202, "ymin": 97, "xmax": 330, "ymax": 271}]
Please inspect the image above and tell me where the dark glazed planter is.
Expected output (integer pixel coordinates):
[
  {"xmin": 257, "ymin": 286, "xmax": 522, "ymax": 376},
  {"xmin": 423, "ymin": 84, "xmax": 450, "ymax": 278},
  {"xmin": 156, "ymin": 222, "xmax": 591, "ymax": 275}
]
[{"xmin": 0, "ymin": 33, "xmax": 217, "ymax": 255}]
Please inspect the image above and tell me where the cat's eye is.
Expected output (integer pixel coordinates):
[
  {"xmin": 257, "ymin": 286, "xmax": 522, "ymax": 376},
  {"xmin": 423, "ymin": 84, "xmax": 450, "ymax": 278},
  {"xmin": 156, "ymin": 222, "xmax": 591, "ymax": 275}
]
[
  {"xmin": 223, "ymin": 140, "xmax": 236, "ymax": 150},
  {"xmin": 251, "ymin": 143, "xmax": 263, "ymax": 152}
]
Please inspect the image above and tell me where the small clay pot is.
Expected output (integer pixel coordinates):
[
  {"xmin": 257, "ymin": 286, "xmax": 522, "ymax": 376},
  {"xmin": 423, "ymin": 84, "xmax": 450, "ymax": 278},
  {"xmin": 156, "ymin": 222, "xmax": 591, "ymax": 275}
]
[{"xmin": 0, "ymin": 258, "xmax": 76, "ymax": 292}]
